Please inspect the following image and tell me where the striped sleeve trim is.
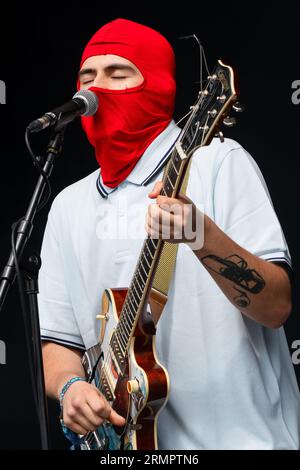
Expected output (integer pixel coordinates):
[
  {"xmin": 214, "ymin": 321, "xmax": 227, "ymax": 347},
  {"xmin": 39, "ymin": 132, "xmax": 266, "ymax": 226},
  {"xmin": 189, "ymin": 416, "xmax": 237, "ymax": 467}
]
[
  {"xmin": 41, "ymin": 335, "xmax": 85, "ymax": 351},
  {"xmin": 262, "ymin": 255, "xmax": 294, "ymax": 283},
  {"xmin": 256, "ymin": 250, "xmax": 292, "ymax": 265}
]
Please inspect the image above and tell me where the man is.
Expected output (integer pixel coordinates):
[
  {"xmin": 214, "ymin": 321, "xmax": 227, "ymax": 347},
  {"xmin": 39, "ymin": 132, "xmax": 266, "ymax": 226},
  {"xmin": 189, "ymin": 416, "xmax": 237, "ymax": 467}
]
[{"xmin": 39, "ymin": 18, "xmax": 300, "ymax": 449}]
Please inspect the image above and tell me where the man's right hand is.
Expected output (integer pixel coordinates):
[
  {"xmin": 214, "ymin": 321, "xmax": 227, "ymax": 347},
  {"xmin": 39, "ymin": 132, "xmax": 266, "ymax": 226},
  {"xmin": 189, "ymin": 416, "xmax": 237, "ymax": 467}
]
[{"xmin": 61, "ymin": 380, "xmax": 126, "ymax": 435}]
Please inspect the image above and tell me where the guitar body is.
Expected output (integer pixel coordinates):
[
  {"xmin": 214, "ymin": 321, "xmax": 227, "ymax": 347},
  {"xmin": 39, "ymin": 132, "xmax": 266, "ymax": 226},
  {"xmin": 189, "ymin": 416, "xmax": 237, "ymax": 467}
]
[{"xmin": 81, "ymin": 288, "xmax": 170, "ymax": 450}]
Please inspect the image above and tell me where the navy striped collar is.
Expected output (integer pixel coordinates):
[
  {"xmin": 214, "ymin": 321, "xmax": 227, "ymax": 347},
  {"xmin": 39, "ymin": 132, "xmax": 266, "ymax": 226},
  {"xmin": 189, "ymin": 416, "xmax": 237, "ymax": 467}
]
[{"xmin": 96, "ymin": 120, "xmax": 182, "ymax": 198}]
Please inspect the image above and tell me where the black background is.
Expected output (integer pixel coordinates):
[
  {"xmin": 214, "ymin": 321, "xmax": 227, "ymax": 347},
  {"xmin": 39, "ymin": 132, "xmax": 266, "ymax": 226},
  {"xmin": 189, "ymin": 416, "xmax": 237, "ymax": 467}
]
[{"xmin": 0, "ymin": 5, "xmax": 299, "ymax": 450}]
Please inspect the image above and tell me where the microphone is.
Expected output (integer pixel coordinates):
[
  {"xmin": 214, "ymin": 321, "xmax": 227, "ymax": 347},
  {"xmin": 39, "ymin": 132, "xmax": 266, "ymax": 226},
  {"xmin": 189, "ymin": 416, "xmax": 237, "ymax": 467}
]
[{"xmin": 27, "ymin": 89, "xmax": 99, "ymax": 133}]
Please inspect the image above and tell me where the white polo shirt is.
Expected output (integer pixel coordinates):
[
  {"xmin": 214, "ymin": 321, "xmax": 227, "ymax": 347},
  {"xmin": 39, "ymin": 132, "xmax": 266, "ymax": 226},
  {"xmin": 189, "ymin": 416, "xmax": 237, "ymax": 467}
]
[{"xmin": 38, "ymin": 120, "xmax": 300, "ymax": 449}]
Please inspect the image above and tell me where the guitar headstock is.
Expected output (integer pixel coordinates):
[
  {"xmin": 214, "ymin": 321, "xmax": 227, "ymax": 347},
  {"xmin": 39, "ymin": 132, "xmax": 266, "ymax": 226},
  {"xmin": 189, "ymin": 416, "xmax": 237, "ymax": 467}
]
[{"xmin": 181, "ymin": 60, "xmax": 242, "ymax": 155}]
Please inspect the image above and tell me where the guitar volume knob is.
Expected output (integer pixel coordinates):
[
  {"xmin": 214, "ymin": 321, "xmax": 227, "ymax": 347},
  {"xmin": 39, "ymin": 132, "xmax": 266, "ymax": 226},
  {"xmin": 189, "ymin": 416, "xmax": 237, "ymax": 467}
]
[{"xmin": 127, "ymin": 379, "xmax": 140, "ymax": 394}]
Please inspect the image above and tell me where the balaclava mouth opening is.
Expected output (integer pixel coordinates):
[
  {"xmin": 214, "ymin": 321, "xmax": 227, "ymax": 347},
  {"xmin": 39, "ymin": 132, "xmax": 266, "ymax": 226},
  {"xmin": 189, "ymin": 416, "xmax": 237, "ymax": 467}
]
[{"xmin": 78, "ymin": 18, "xmax": 176, "ymax": 188}]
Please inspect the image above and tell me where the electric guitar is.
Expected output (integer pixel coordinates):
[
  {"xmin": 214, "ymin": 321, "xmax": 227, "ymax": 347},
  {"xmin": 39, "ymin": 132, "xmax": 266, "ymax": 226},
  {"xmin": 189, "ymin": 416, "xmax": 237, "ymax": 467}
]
[{"xmin": 68, "ymin": 60, "xmax": 240, "ymax": 450}]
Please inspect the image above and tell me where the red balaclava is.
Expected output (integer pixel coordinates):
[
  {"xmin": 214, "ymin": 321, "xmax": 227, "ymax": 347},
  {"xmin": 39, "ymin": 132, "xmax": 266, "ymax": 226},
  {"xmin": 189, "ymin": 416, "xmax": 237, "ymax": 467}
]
[{"xmin": 78, "ymin": 18, "xmax": 176, "ymax": 188}]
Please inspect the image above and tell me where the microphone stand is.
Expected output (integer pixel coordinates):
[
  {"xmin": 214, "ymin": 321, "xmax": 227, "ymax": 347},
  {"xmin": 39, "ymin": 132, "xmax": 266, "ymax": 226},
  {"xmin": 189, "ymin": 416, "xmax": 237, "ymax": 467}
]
[{"xmin": 0, "ymin": 129, "xmax": 65, "ymax": 450}]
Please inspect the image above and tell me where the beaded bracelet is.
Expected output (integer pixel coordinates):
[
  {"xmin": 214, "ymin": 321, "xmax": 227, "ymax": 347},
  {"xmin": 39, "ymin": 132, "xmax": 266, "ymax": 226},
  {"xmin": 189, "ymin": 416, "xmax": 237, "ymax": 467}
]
[{"xmin": 59, "ymin": 376, "xmax": 86, "ymax": 408}]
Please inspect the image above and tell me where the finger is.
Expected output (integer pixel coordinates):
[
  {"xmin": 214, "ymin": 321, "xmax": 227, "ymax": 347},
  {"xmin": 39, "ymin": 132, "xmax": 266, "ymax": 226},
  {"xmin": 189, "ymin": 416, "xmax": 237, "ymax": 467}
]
[
  {"xmin": 157, "ymin": 196, "xmax": 185, "ymax": 215},
  {"xmin": 148, "ymin": 202, "xmax": 178, "ymax": 227},
  {"xmin": 108, "ymin": 408, "xmax": 126, "ymax": 427},
  {"xmin": 88, "ymin": 387, "xmax": 126, "ymax": 427},
  {"xmin": 64, "ymin": 408, "xmax": 92, "ymax": 435},
  {"xmin": 65, "ymin": 421, "xmax": 89, "ymax": 436},
  {"xmin": 148, "ymin": 203, "xmax": 162, "ymax": 225},
  {"xmin": 82, "ymin": 401, "xmax": 106, "ymax": 429},
  {"xmin": 86, "ymin": 391, "xmax": 111, "ymax": 421},
  {"xmin": 148, "ymin": 210, "xmax": 176, "ymax": 234},
  {"xmin": 148, "ymin": 181, "xmax": 163, "ymax": 199},
  {"xmin": 147, "ymin": 205, "xmax": 163, "ymax": 236}
]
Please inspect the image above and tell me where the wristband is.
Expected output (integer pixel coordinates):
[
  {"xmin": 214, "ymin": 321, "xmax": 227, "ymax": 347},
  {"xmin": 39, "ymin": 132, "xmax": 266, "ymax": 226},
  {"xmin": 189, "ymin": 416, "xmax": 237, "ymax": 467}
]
[{"xmin": 59, "ymin": 376, "xmax": 86, "ymax": 408}]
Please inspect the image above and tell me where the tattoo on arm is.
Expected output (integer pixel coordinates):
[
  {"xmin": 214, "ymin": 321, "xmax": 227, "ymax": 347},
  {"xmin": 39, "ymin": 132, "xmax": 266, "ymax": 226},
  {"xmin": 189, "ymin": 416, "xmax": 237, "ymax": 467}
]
[
  {"xmin": 233, "ymin": 286, "xmax": 250, "ymax": 308},
  {"xmin": 201, "ymin": 254, "xmax": 266, "ymax": 308}
]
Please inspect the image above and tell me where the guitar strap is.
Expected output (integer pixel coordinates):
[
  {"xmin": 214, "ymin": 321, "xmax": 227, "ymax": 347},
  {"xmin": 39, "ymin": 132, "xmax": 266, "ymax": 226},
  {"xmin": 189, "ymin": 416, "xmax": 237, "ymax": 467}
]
[{"xmin": 150, "ymin": 157, "xmax": 193, "ymax": 324}]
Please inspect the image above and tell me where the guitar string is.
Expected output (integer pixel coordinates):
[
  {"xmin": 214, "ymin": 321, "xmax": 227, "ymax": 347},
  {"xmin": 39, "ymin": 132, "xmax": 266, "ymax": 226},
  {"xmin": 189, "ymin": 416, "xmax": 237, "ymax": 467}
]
[
  {"xmin": 84, "ymin": 38, "xmax": 213, "ymax": 446},
  {"xmin": 93, "ymin": 73, "xmax": 223, "ymax": 404},
  {"xmin": 84, "ymin": 73, "xmax": 224, "ymax": 447},
  {"xmin": 93, "ymin": 93, "xmax": 208, "ymax": 401},
  {"xmin": 92, "ymin": 74, "xmax": 219, "ymax": 401},
  {"xmin": 88, "ymin": 69, "xmax": 218, "ymax": 394}
]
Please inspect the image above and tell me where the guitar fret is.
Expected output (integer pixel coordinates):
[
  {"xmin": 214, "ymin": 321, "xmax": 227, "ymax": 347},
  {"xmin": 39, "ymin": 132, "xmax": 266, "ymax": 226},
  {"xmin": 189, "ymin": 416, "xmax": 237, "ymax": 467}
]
[
  {"xmin": 171, "ymin": 158, "xmax": 179, "ymax": 175},
  {"xmin": 167, "ymin": 173, "xmax": 174, "ymax": 187},
  {"xmin": 127, "ymin": 301, "xmax": 138, "ymax": 323},
  {"xmin": 130, "ymin": 288, "xmax": 140, "ymax": 308},
  {"xmin": 148, "ymin": 238, "xmax": 158, "ymax": 256},
  {"xmin": 119, "ymin": 315, "xmax": 131, "ymax": 339},
  {"xmin": 145, "ymin": 244, "xmax": 154, "ymax": 262},
  {"xmin": 117, "ymin": 317, "xmax": 128, "ymax": 345},
  {"xmin": 132, "ymin": 281, "xmax": 142, "ymax": 303},
  {"xmin": 127, "ymin": 293, "xmax": 139, "ymax": 314},
  {"xmin": 140, "ymin": 260, "xmax": 149, "ymax": 278},
  {"xmin": 122, "ymin": 306, "xmax": 135, "ymax": 337},
  {"xmin": 133, "ymin": 277, "xmax": 143, "ymax": 298},
  {"xmin": 124, "ymin": 302, "xmax": 135, "ymax": 325},
  {"xmin": 138, "ymin": 266, "xmax": 147, "ymax": 284},
  {"xmin": 116, "ymin": 322, "xmax": 128, "ymax": 350},
  {"xmin": 167, "ymin": 165, "xmax": 178, "ymax": 189},
  {"xmin": 123, "ymin": 296, "xmax": 136, "ymax": 322},
  {"xmin": 117, "ymin": 317, "xmax": 127, "ymax": 337},
  {"xmin": 142, "ymin": 251, "xmax": 151, "ymax": 269},
  {"xmin": 114, "ymin": 329, "xmax": 126, "ymax": 356},
  {"xmin": 128, "ymin": 291, "xmax": 139, "ymax": 312},
  {"xmin": 165, "ymin": 174, "xmax": 174, "ymax": 195},
  {"xmin": 135, "ymin": 271, "xmax": 145, "ymax": 290},
  {"xmin": 146, "ymin": 240, "xmax": 155, "ymax": 257},
  {"xmin": 173, "ymin": 151, "xmax": 181, "ymax": 167}
]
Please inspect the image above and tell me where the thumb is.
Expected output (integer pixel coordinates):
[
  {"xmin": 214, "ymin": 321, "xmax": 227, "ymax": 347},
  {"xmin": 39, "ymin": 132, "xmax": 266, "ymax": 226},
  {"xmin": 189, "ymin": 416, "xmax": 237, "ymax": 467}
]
[
  {"xmin": 109, "ymin": 408, "xmax": 126, "ymax": 427},
  {"xmin": 148, "ymin": 181, "xmax": 163, "ymax": 199}
]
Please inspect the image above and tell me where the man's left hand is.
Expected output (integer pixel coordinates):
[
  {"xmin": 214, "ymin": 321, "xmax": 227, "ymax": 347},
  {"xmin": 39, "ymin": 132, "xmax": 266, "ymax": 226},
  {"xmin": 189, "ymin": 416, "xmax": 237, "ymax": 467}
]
[{"xmin": 145, "ymin": 180, "xmax": 204, "ymax": 250}]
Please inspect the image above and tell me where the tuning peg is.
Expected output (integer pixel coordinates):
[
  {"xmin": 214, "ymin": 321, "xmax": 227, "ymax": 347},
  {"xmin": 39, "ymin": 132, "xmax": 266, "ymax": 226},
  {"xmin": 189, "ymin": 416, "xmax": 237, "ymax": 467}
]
[
  {"xmin": 223, "ymin": 116, "xmax": 236, "ymax": 127},
  {"xmin": 232, "ymin": 101, "xmax": 245, "ymax": 113},
  {"xmin": 215, "ymin": 131, "xmax": 224, "ymax": 143}
]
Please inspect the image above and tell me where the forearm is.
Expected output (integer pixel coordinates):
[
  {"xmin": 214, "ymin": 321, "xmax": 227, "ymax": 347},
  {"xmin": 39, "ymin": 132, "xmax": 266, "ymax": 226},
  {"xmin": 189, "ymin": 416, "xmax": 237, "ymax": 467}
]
[
  {"xmin": 192, "ymin": 215, "xmax": 292, "ymax": 328},
  {"xmin": 42, "ymin": 341, "xmax": 85, "ymax": 400}
]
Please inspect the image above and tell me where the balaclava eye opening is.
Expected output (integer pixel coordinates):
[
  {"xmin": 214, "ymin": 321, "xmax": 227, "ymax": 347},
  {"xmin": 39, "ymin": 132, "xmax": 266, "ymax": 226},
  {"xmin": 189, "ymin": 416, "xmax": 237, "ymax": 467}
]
[{"xmin": 78, "ymin": 18, "xmax": 176, "ymax": 188}]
